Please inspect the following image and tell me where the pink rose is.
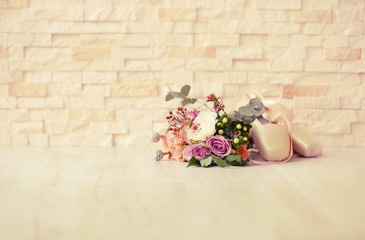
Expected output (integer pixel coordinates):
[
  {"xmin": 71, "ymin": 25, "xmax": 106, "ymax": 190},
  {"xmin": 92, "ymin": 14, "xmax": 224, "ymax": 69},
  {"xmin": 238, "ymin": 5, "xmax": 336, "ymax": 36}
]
[
  {"xmin": 206, "ymin": 135, "xmax": 232, "ymax": 158},
  {"xmin": 183, "ymin": 143, "xmax": 211, "ymax": 161}
]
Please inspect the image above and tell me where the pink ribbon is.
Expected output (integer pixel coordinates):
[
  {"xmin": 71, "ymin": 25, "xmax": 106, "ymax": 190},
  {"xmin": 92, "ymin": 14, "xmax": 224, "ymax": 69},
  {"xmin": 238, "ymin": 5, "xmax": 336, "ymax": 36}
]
[{"xmin": 247, "ymin": 93, "xmax": 294, "ymax": 165}]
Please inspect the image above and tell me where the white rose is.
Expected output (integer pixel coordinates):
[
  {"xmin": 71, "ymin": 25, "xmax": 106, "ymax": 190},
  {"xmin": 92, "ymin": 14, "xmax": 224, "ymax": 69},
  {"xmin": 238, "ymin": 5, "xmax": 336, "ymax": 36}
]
[{"xmin": 186, "ymin": 112, "xmax": 217, "ymax": 143}]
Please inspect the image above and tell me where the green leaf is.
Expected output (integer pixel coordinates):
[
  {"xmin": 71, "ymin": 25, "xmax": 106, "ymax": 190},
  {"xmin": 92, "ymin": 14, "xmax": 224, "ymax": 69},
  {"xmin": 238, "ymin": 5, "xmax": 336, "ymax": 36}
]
[
  {"xmin": 200, "ymin": 157, "xmax": 212, "ymax": 167},
  {"xmin": 169, "ymin": 92, "xmax": 182, "ymax": 98},
  {"xmin": 182, "ymin": 98, "xmax": 197, "ymax": 106},
  {"xmin": 187, "ymin": 156, "xmax": 201, "ymax": 168},
  {"xmin": 180, "ymin": 85, "xmax": 191, "ymax": 97},
  {"xmin": 225, "ymin": 155, "xmax": 248, "ymax": 166},
  {"xmin": 211, "ymin": 156, "xmax": 230, "ymax": 168},
  {"xmin": 165, "ymin": 93, "xmax": 174, "ymax": 101},
  {"xmin": 225, "ymin": 155, "xmax": 242, "ymax": 162}
]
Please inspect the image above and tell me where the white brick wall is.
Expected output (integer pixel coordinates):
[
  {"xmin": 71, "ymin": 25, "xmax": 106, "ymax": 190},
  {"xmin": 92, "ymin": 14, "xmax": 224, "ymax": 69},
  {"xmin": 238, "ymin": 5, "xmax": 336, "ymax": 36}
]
[{"xmin": 0, "ymin": 0, "xmax": 364, "ymax": 147}]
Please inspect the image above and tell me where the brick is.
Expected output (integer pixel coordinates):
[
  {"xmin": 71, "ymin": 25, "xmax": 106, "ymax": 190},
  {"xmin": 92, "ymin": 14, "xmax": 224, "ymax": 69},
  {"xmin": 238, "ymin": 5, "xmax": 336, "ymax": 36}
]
[
  {"xmin": 118, "ymin": 72, "xmax": 153, "ymax": 83},
  {"xmin": 169, "ymin": 46, "xmax": 215, "ymax": 58},
  {"xmin": 111, "ymin": 83, "xmax": 158, "ymax": 97},
  {"xmin": 72, "ymin": 46, "xmax": 109, "ymax": 59},
  {"xmin": 232, "ymin": 60, "xmax": 268, "ymax": 71},
  {"xmin": 289, "ymin": 35, "xmax": 322, "ymax": 47},
  {"xmin": 44, "ymin": 120, "xmax": 89, "ymax": 134},
  {"xmin": 0, "ymin": 85, "xmax": 8, "ymax": 96},
  {"xmin": 221, "ymin": 72, "xmax": 246, "ymax": 84},
  {"xmin": 52, "ymin": 34, "xmax": 80, "ymax": 46},
  {"xmin": 340, "ymin": 0, "xmax": 364, "ymax": 10},
  {"xmin": 194, "ymin": 21, "xmax": 239, "ymax": 33},
  {"xmin": 150, "ymin": 33, "xmax": 192, "ymax": 46},
  {"xmin": 340, "ymin": 97, "xmax": 361, "ymax": 109},
  {"xmin": 293, "ymin": 97, "xmax": 340, "ymax": 109},
  {"xmin": 264, "ymin": 47, "xmax": 306, "ymax": 60},
  {"xmin": 18, "ymin": 97, "xmax": 64, "ymax": 109},
  {"xmin": 256, "ymin": 0, "xmax": 301, "ymax": 9},
  {"xmin": 341, "ymin": 60, "xmax": 365, "ymax": 73},
  {"xmin": 282, "ymin": 85, "xmax": 328, "ymax": 98},
  {"xmin": 158, "ymin": 8, "xmax": 196, "ymax": 21},
  {"xmin": 49, "ymin": 134, "xmax": 112, "ymax": 146},
  {"xmin": 324, "ymin": 48, "xmax": 362, "ymax": 60},
  {"xmin": 349, "ymin": 36, "xmax": 365, "ymax": 48},
  {"xmin": 7, "ymin": 33, "xmax": 52, "ymax": 46},
  {"xmin": 217, "ymin": 47, "xmax": 262, "ymax": 59},
  {"xmin": 69, "ymin": 109, "xmax": 114, "ymax": 121},
  {"xmin": 123, "ymin": 60, "xmax": 149, "ymax": 71},
  {"xmin": 23, "ymin": 7, "xmax": 83, "ymax": 21},
  {"xmin": 84, "ymin": 22, "xmax": 127, "ymax": 33},
  {"xmin": 12, "ymin": 134, "xmax": 28, "ymax": 147},
  {"xmin": 163, "ymin": 69, "xmax": 194, "ymax": 84},
  {"xmin": 244, "ymin": 9, "xmax": 287, "ymax": 22},
  {"xmin": 268, "ymin": 34, "xmax": 289, "ymax": 47},
  {"xmin": 323, "ymin": 35, "xmax": 348, "ymax": 47},
  {"xmin": 0, "ymin": 46, "xmax": 8, "ymax": 58},
  {"xmin": 85, "ymin": 7, "xmax": 146, "ymax": 21},
  {"xmin": 238, "ymin": 22, "xmax": 301, "ymax": 34},
  {"xmin": 307, "ymin": 48, "xmax": 324, "ymax": 60},
  {"xmin": 49, "ymin": 21, "xmax": 84, "ymax": 33},
  {"xmin": 48, "ymin": 83, "xmax": 82, "ymax": 96},
  {"xmin": 195, "ymin": 71, "xmax": 223, "ymax": 84},
  {"xmin": 82, "ymin": 85, "xmax": 110, "ymax": 96},
  {"xmin": 0, "ymin": 97, "xmax": 17, "ymax": 109},
  {"xmin": 12, "ymin": 122, "xmax": 43, "ymax": 134},
  {"xmin": 29, "ymin": 134, "xmax": 48, "ymax": 146},
  {"xmin": 0, "ymin": 109, "xmax": 28, "ymax": 121},
  {"xmin": 303, "ymin": 23, "xmax": 335, "ymax": 35},
  {"xmin": 149, "ymin": 59, "xmax": 185, "ymax": 71},
  {"xmin": 247, "ymin": 72, "xmax": 293, "ymax": 84},
  {"xmin": 270, "ymin": 59, "xmax": 303, "ymax": 72},
  {"xmin": 240, "ymin": 34, "xmax": 265, "ymax": 47},
  {"xmin": 90, "ymin": 121, "xmax": 127, "ymax": 134},
  {"xmin": 82, "ymin": 34, "xmax": 149, "ymax": 47},
  {"xmin": 30, "ymin": 109, "xmax": 68, "ymax": 121},
  {"xmin": 186, "ymin": 59, "xmax": 231, "ymax": 71},
  {"xmin": 1, "ymin": 0, "xmax": 28, "ymax": 8},
  {"xmin": 30, "ymin": 0, "xmax": 83, "ymax": 7},
  {"xmin": 9, "ymin": 82, "xmax": 47, "ymax": 97},
  {"xmin": 309, "ymin": 121, "xmax": 351, "ymax": 134},
  {"xmin": 7, "ymin": 46, "xmax": 23, "ymax": 59},
  {"xmin": 302, "ymin": 0, "xmax": 338, "ymax": 10},
  {"xmin": 127, "ymin": 21, "xmax": 192, "ymax": 33},
  {"xmin": 66, "ymin": 96, "xmax": 104, "ymax": 109},
  {"xmin": 197, "ymin": 8, "xmax": 237, "ymax": 21},
  {"xmin": 290, "ymin": 10, "xmax": 332, "ymax": 23},
  {"xmin": 53, "ymin": 72, "xmax": 81, "ymax": 83},
  {"xmin": 195, "ymin": 34, "xmax": 239, "ymax": 46},
  {"xmin": 82, "ymin": 71, "xmax": 117, "ymax": 84},
  {"xmin": 4, "ymin": 20, "xmax": 49, "ymax": 33},
  {"xmin": 110, "ymin": 47, "xmax": 152, "ymax": 59},
  {"xmin": 304, "ymin": 60, "xmax": 340, "ymax": 72}
]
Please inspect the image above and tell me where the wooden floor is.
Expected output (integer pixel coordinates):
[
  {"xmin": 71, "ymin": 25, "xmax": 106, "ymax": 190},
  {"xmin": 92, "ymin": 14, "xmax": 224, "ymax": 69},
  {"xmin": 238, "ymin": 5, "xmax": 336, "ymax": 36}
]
[{"xmin": 0, "ymin": 146, "xmax": 364, "ymax": 240}]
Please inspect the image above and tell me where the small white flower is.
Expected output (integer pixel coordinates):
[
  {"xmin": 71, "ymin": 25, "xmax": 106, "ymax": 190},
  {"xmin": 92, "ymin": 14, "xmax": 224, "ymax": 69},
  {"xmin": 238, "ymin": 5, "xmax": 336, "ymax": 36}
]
[
  {"xmin": 186, "ymin": 112, "xmax": 217, "ymax": 143},
  {"xmin": 152, "ymin": 150, "xmax": 164, "ymax": 161},
  {"xmin": 150, "ymin": 132, "xmax": 162, "ymax": 143}
]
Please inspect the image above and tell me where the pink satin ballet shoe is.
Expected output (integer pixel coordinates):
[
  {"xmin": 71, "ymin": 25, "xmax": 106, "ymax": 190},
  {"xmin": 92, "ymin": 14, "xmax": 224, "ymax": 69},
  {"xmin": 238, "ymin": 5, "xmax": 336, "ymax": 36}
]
[
  {"xmin": 251, "ymin": 123, "xmax": 292, "ymax": 162},
  {"xmin": 292, "ymin": 124, "xmax": 322, "ymax": 157}
]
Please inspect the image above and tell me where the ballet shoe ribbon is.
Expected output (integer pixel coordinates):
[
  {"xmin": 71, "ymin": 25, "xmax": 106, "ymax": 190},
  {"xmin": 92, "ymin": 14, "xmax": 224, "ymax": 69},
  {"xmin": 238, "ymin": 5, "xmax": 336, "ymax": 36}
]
[{"xmin": 246, "ymin": 93, "xmax": 294, "ymax": 165}]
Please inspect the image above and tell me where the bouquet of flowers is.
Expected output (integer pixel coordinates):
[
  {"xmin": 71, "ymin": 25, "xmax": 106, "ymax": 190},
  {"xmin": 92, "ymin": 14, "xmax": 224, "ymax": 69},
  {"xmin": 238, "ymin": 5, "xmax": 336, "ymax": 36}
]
[{"xmin": 151, "ymin": 85, "xmax": 266, "ymax": 168}]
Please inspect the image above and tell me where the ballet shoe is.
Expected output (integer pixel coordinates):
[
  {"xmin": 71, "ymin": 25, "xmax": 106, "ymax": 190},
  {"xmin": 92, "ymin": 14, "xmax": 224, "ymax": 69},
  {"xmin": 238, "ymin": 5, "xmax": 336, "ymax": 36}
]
[
  {"xmin": 292, "ymin": 124, "xmax": 322, "ymax": 157},
  {"xmin": 251, "ymin": 123, "xmax": 291, "ymax": 162}
]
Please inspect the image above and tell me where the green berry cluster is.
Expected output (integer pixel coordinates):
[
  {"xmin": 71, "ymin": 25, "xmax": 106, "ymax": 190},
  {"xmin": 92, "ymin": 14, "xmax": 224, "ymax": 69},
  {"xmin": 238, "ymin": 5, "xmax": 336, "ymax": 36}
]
[{"xmin": 215, "ymin": 114, "xmax": 253, "ymax": 150}]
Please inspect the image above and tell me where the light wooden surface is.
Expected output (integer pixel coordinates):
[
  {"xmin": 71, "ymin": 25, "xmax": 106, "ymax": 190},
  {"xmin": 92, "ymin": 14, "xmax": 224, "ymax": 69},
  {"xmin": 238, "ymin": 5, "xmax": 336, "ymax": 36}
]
[{"xmin": 0, "ymin": 147, "xmax": 364, "ymax": 240}]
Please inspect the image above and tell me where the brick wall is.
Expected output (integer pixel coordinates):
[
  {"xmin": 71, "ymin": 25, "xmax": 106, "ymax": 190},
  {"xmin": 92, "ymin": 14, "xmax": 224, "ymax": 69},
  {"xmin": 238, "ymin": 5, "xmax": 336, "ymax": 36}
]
[{"xmin": 0, "ymin": 0, "xmax": 364, "ymax": 147}]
